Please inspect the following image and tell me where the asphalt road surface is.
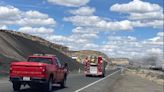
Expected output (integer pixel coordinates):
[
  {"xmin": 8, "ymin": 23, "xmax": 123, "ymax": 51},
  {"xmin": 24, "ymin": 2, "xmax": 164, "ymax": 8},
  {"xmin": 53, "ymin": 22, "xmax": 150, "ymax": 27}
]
[{"xmin": 0, "ymin": 69, "xmax": 120, "ymax": 92}]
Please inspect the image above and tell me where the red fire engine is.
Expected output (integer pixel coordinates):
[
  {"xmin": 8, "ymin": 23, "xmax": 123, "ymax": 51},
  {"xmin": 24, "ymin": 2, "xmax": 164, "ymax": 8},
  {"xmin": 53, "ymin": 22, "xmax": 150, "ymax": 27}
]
[{"xmin": 84, "ymin": 56, "xmax": 106, "ymax": 77}]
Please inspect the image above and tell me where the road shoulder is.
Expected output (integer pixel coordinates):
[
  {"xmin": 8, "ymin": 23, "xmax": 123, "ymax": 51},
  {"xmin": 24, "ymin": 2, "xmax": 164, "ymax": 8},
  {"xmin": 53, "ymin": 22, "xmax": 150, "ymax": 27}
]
[{"xmin": 108, "ymin": 72, "xmax": 163, "ymax": 92}]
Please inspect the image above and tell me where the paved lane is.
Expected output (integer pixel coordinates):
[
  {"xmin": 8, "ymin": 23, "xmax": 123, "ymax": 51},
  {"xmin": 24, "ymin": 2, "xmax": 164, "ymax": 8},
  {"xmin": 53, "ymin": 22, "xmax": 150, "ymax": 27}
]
[{"xmin": 0, "ymin": 69, "xmax": 120, "ymax": 92}]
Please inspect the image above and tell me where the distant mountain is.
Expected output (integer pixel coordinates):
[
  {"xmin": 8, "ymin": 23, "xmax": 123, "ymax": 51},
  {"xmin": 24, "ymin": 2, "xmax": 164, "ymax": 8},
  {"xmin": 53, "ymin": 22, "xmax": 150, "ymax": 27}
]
[{"xmin": 69, "ymin": 50, "xmax": 110, "ymax": 62}]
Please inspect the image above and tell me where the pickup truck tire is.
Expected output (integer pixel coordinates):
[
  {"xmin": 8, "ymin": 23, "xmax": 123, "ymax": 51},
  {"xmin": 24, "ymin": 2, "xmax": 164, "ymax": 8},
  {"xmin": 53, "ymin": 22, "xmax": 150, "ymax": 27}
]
[
  {"xmin": 60, "ymin": 78, "xmax": 66, "ymax": 88},
  {"xmin": 101, "ymin": 74, "xmax": 105, "ymax": 77},
  {"xmin": 100, "ymin": 71, "xmax": 105, "ymax": 77},
  {"xmin": 45, "ymin": 77, "xmax": 53, "ymax": 92},
  {"xmin": 60, "ymin": 75, "xmax": 67, "ymax": 88},
  {"xmin": 13, "ymin": 82, "xmax": 21, "ymax": 91}
]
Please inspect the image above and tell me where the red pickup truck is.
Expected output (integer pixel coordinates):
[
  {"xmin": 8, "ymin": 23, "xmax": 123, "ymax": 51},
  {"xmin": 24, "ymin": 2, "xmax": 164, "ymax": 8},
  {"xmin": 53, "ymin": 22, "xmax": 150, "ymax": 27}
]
[{"xmin": 9, "ymin": 54, "xmax": 68, "ymax": 92}]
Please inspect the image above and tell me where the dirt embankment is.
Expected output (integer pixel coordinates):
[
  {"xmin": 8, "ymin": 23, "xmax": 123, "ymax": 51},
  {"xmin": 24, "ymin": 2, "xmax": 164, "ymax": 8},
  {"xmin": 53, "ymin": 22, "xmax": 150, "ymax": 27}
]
[
  {"xmin": 109, "ymin": 70, "xmax": 163, "ymax": 92},
  {"xmin": 0, "ymin": 30, "xmax": 82, "ymax": 75}
]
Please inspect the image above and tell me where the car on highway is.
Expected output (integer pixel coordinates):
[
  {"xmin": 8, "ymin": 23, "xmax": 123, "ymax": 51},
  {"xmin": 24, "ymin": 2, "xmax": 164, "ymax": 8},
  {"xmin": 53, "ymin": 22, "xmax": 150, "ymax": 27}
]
[
  {"xmin": 9, "ymin": 54, "xmax": 68, "ymax": 92},
  {"xmin": 84, "ymin": 56, "xmax": 107, "ymax": 77}
]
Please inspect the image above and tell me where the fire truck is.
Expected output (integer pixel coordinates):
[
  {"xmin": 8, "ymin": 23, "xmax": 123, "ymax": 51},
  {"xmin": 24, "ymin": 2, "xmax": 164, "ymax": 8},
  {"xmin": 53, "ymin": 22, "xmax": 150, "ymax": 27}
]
[{"xmin": 84, "ymin": 56, "xmax": 107, "ymax": 77}]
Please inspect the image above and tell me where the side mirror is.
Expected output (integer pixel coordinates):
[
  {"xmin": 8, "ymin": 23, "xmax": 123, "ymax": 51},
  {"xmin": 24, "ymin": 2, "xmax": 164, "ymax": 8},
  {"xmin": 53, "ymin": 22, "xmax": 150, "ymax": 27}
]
[
  {"xmin": 62, "ymin": 63, "xmax": 68, "ymax": 69},
  {"xmin": 64, "ymin": 63, "xmax": 68, "ymax": 68}
]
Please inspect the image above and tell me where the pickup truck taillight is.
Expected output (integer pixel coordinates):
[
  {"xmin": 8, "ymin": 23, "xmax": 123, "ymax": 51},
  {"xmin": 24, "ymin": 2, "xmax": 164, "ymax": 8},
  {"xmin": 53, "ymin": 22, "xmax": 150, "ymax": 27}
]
[
  {"xmin": 40, "ymin": 67, "xmax": 46, "ymax": 74},
  {"xmin": 42, "ymin": 68, "xmax": 46, "ymax": 72},
  {"xmin": 38, "ymin": 66, "xmax": 46, "ymax": 78},
  {"xmin": 10, "ymin": 65, "xmax": 13, "ymax": 73}
]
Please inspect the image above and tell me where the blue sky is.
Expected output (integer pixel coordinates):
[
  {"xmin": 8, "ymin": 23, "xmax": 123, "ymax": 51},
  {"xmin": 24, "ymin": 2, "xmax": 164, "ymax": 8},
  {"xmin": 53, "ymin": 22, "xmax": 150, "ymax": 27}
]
[{"xmin": 0, "ymin": 0, "xmax": 163, "ymax": 58}]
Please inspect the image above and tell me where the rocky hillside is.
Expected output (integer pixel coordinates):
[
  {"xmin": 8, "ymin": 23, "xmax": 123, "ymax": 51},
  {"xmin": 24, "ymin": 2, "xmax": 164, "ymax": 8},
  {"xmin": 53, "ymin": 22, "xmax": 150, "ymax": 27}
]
[
  {"xmin": 0, "ymin": 30, "xmax": 69, "ymax": 53},
  {"xmin": 0, "ymin": 30, "xmax": 82, "ymax": 74}
]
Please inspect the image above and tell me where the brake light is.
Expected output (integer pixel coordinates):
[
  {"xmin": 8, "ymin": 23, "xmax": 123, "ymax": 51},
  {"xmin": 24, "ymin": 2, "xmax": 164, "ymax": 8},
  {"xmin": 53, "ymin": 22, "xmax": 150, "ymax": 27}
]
[
  {"xmin": 39, "ymin": 66, "xmax": 46, "ymax": 74},
  {"xmin": 40, "ymin": 67, "xmax": 46, "ymax": 77},
  {"xmin": 41, "ymin": 67, "xmax": 46, "ymax": 72},
  {"xmin": 99, "ymin": 60, "xmax": 103, "ymax": 64},
  {"xmin": 42, "ymin": 68, "xmax": 46, "ymax": 72},
  {"xmin": 10, "ymin": 66, "xmax": 13, "ymax": 73}
]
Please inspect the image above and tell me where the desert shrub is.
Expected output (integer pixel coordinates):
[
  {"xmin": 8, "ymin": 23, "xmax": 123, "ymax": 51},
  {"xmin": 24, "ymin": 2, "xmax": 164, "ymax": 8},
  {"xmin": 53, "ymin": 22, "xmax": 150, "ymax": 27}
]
[{"xmin": 157, "ymin": 75, "xmax": 164, "ymax": 79}]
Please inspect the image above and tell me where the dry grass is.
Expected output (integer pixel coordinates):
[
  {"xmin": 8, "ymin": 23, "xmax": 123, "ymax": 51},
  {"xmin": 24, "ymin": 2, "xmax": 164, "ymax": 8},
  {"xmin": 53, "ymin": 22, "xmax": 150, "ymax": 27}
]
[{"xmin": 126, "ymin": 68, "xmax": 164, "ymax": 85}]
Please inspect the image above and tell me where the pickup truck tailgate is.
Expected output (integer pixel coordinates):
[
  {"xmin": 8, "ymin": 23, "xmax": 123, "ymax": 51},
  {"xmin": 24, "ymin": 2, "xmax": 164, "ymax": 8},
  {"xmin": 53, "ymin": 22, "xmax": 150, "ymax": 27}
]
[{"xmin": 10, "ymin": 62, "xmax": 46, "ymax": 78}]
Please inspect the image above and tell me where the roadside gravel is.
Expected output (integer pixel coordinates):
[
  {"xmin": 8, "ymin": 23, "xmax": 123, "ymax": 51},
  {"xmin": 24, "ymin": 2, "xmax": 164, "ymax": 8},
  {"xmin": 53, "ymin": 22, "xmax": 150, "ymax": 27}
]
[{"xmin": 108, "ymin": 72, "xmax": 163, "ymax": 92}]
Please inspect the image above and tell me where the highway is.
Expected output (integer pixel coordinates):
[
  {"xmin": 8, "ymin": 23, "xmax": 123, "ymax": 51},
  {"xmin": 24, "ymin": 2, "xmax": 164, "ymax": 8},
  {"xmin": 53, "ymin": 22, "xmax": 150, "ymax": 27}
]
[{"xmin": 0, "ymin": 69, "xmax": 120, "ymax": 92}]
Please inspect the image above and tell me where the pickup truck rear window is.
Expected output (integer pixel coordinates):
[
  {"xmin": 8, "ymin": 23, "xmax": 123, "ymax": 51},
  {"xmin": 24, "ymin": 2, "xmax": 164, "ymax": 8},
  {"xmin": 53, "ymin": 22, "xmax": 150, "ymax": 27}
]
[{"xmin": 28, "ymin": 57, "xmax": 52, "ymax": 64}]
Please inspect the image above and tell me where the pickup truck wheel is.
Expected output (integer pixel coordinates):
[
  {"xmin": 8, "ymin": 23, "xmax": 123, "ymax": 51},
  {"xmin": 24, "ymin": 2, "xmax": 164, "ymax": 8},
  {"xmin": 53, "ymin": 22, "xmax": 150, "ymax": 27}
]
[
  {"xmin": 85, "ymin": 75, "xmax": 89, "ymax": 77},
  {"xmin": 101, "ymin": 74, "xmax": 105, "ymax": 77},
  {"xmin": 45, "ymin": 77, "xmax": 53, "ymax": 92},
  {"xmin": 13, "ymin": 82, "xmax": 21, "ymax": 91},
  {"xmin": 60, "ymin": 78, "xmax": 66, "ymax": 88}
]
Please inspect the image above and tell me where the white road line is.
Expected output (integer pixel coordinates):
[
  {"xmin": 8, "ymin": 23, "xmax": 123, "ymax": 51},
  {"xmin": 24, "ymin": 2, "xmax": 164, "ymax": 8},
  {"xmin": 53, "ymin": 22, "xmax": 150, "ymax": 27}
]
[{"xmin": 74, "ymin": 69, "xmax": 121, "ymax": 92}]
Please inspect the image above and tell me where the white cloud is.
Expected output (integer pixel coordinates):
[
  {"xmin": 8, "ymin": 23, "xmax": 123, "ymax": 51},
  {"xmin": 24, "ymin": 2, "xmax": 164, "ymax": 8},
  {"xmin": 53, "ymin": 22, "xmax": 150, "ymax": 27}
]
[
  {"xmin": 0, "ymin": 25, "xmax": 8, "ymax": 29},
  {"xmin": 45, "ymin": 26, "xmax": 100, "ymax": 51},
  {"xmin": 47, "ymin": 34, "xmax": 89, "ymax": 44},
  {"xmin": 47, "ymin": 0, "xmax": 89, "ymax": 7},
  {"xmin": 101, "ymin": 44, "xmax": 117, "ymax": 52},
  {"xmin": 18, "ymin": 18, "xmax": 55, "ymax": 27},
  {"xmin": 68, "ymin": 6, "xmax": 95, "ymax": 15},
  {"xmin": 21, "ymin": 10, "xmax": 56, "ymax": 27},
  {"xmin": 0, "ymin": 5, "xmax": 56, "ymax": 38},
  {"xmin": 128, "ymin": 11, "xmax": 163, "ymax": 20},
  {"xmin": 81, "ymin": 33, "xmax": 98, "ymax": 39},
  {"xmin": 98, "ymin": 33, "xmax": 163, "ymax": 58},
  {"xmin": 157, "ymin": 32, "xmax": 164, "ymax": 37},
  {"xmin": 71, "ymin": 27, "xmax": 99, "ymax": 39},
  {"xmin": 83, "ymin": 43, "xmax": 98, "ymax": 49},
  {"xmin": 0, "ymin": 6, "xmax": 20, "ymax": 20},
  {"xmin": 149, "ymin": 37, "xmax": 161, "ymax": 42},
  {"xmin": 25, "ymin": 10, "xmax": 49, "ymax": 19},
  {"xmin": 72, "ymin": 27, "xmax": 99, "ymax": 34},
  {"xmin": 64, "ymin": 15, "xmax": 133, "ymax": 31},
  {"xmin": 110, "ymin": 0, "xmax": 164, "ymax": 29},
  {"xmin": 18, "ymin": 27, "xmax": 54, "ymax": 36},
  {"xmin": 0, "ymin": 6, "xmax": 56, "ymax": 27},
  {"xmin": 143, "ymin": 32, "xmax": 163, "ymax": 46},
  {"xmin": 100, "ymin": 36, "xmax": 142, "ymax": 58},
  {"xmin": 132, "ymin": 20, "xmax": 163, "ymax": 28},
  {"xmin": 127, "ymin": 36, "xmax": 137, "ymax": 41},
  {"xmin": 110, "ymin": 0, "xmax": 161, "ymax": 13},
  {"xmin": 146, "ymin": 48, "xmax": 162, "ymax": 55}
]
